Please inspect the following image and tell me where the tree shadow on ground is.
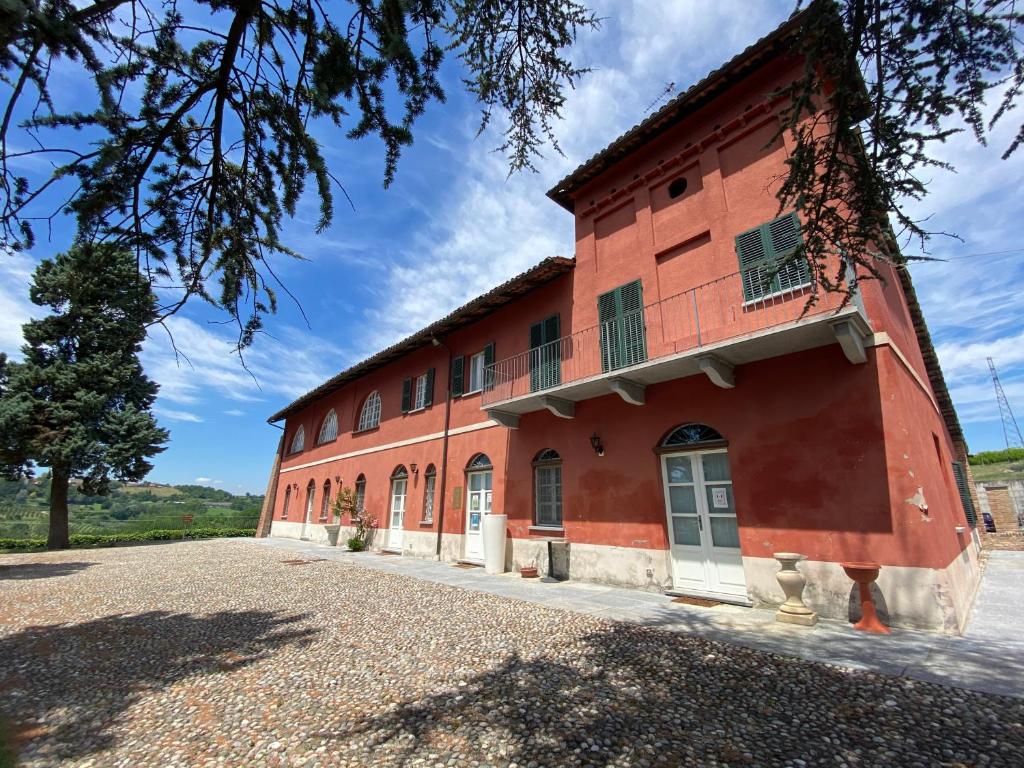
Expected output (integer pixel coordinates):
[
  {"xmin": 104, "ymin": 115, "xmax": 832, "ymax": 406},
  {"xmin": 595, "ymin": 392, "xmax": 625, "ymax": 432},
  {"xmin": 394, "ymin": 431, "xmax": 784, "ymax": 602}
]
[
  {"xmin": 0, "ymin": 610, "xmax": 317, "ymax": 764},
  {"xmin": 331, "ymin": 622, "xmax": 1024, "ymax": 767},
  {"xmin": 0, "ymin": 562, "xmax": 95, "ymax": 580}
]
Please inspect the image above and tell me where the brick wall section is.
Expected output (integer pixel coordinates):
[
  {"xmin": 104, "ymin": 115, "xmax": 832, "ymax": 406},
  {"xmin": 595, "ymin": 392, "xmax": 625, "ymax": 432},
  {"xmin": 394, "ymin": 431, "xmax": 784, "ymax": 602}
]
[
  {"xmin": 987, "ymin": 486, "xmax": 1020, "ymax": 532},
  {"xmin": 256, "ymin": 435, "xmax": 284, "ymax": 538}
]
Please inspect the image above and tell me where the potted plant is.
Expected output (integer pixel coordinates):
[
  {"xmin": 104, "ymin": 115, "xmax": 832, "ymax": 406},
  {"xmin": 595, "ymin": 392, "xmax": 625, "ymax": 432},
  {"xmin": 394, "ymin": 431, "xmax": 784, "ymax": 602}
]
[
  {"xmin": 333, "ymin": 487, "xmax": 376, "ymax": 551},
  {"xmin": 520, "ymin": 558, "xmax": 539, "ymax": 579}
]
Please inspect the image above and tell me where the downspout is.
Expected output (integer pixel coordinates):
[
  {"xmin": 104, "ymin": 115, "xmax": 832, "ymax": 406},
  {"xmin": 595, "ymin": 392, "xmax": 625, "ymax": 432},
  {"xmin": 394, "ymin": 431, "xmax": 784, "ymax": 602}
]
[{"xmin": 433, "ymin": 337, "xmax": 453, "ymax": 559}]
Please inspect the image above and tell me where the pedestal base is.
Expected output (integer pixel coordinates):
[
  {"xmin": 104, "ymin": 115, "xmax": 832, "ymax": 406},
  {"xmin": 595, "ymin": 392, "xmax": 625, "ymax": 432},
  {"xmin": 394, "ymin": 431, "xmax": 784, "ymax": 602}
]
[{"xmin": 776, "ymin": 609, "xmax": 819, "ymax": 626}]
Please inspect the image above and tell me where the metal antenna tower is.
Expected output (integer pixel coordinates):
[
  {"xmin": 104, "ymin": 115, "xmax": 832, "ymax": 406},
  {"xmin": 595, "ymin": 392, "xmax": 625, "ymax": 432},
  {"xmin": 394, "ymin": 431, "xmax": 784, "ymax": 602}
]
[{"xmin": 988, "ymin": 357, "xmax": 1024, "ymax": 449}]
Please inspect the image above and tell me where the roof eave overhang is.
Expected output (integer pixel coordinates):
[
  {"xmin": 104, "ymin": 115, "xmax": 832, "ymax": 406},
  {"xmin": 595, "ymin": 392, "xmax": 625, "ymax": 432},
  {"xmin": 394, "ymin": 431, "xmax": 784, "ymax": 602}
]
[{"xmin": 266, "ymin": 256, "xmax": 575, "ymax": 424}]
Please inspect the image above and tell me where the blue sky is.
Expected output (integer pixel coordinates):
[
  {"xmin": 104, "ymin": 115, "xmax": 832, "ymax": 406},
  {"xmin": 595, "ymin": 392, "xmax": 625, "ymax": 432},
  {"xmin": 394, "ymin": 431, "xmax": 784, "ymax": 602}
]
[{"xmin": 1, "ymin": 1, "xmax": 1022, "ymax": 493}]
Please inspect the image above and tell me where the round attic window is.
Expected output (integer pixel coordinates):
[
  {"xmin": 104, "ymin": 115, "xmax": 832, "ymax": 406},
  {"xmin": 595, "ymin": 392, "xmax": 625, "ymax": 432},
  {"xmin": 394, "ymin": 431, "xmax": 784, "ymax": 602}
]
[{"xmin": 668, "ymin": 177, "xmax": 688, "ymax": 199}]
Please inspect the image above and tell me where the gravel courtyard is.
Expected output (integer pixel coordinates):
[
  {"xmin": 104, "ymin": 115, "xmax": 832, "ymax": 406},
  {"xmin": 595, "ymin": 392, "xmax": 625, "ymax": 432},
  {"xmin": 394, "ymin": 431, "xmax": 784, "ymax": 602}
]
[{"xmin": 1, "ymin": 540, "xmax": 1022, "ymax": 768}]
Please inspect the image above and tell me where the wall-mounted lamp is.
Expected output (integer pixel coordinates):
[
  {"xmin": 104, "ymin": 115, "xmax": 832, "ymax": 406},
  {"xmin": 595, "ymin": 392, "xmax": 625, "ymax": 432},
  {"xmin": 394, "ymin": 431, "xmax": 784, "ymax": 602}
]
[
  {"xmin": 410, "ymin": 463, "xmax": 419, "ymax": 475},
  {"xmin": 590, "ymin": 432, "xmax": 605, "ymax": 457},
  {"xmin": 334, "ymin": 475, "xmax": 341, "ymax": 485}
]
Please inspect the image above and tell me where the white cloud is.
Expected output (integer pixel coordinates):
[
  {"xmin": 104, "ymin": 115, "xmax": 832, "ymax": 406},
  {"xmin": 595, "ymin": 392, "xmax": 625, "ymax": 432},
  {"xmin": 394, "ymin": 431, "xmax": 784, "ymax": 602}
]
[
  {"xmin": 143, "ymin": 315, "xmax": 346, "ymax": 411},
  {"xmin": 224, "ymin": 408, "xmax": 245, "ymax": 416},
  {"xmin": 357, "ymin": 1, "xmax": 793, "ymax": 355},
  {"xmin": 194, "ymin": 476, "xmax": 223, "ymax": 486},
  {"xmin": 155, "ymin": 407, "xmax": 204, "ymax": 423},
  {"xmin": 0, "ymin": 250, "xmax": 39, "ymax": 359}
]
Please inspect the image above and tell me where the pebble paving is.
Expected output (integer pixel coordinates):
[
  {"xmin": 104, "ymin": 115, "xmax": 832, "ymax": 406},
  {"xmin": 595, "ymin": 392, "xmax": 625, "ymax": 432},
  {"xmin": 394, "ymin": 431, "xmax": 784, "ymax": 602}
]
[{"xmin": 1, "ymin": 539, "xmax": 1022, "ymax": 767}]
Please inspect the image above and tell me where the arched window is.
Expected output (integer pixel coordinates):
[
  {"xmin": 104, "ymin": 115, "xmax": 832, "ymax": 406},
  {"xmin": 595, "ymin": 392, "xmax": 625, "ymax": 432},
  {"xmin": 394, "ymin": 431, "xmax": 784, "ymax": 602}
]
[
  {"xmin": 422, "ymin": 464, "xmax": 437, "ymax": 523},
  {"xmin": 304, "ymin": 480, "xmax": 316, "ymax": 522},
  {"xmin": 355, "ymin": 473, "xmax": 366, "ymax": 514},
  {"xmin": 533, "ymin": 449, "xmax": 562, "ymax": 528},
  {"xmin": 281, "ymin": 486, "xmax": 291, "ymax": 520},
  {"xmin": 358, "ymin": 392, "xmax": 381, "ymax": 431},
  {"xmin": 660, "ymin": 423, "xmax": 725, "ymax": 447},
  {"xmin": 289, "ymin": 425, "xmax": 305, "ymax": 454},
  {"xmin": 391, "ymin": 465, "xmax": 408, "ymax": 479},
  {"xmin": 320, "ymin": 479, "xmax": 332, "ymax": 521},
  {"xmin": 467, "ymin": 452, "xmax": 492, "ymax": 470},
  {"xmin": 317, "ymin": 409, "xmax": 338, "ymax": 444}
]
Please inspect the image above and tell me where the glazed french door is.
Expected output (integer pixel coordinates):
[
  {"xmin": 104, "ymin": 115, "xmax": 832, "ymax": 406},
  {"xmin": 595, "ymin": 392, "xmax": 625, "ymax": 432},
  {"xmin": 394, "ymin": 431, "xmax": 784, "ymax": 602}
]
[
  {"xmin": 388, "ymin": 477, "xmax": 406, "ymax": 551},
  {"xmin": 660, "ymin": 449, "xmax": 747, "ymax": 600},
  {"xmin": 464, "ymin": 470, "xmax": 492, "ymax": 562}
]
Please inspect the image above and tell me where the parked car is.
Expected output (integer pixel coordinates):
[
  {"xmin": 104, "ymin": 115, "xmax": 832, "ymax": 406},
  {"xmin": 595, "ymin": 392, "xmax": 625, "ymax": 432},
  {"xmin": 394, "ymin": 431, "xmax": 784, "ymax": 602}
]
[{"xmin": 982, "ymin": 512, "xmax": 997, "ymax": 533}]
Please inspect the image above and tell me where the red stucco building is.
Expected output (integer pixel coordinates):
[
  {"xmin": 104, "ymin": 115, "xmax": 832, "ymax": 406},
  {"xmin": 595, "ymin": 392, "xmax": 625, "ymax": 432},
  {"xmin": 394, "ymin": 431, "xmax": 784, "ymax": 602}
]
[{"xmin": 258, "ymin": 10, "xmax": 982, "ymax": 632}]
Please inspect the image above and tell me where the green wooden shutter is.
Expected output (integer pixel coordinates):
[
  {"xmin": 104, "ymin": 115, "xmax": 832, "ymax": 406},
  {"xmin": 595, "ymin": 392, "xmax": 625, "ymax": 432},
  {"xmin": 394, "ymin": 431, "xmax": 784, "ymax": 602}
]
[
  {"xmin": 767, "ymin": 212, "xmax": 809, "ymax": 291},
  {"xmin": 599, "ymin": 281, "xmax": 645, "ymax": 372},
  {"xmin": 424, "ymin": 368, "xmax": 435, "ymax": 406},
  {"xmin": 530, "ymin": 315, "xmax": 561, "ymax": 392},
  {"xmin": 483, "ymin": 342, "xmax": 495, "ymax": 391},
  {"xmin": 736, "ymin": 225, "xmax": 773, "ymax": 301},
  {"xmin": 451, "ymin": 355, "xmax": 465, "ymax": 397},
  {"xmin": 736, "ymin": 212, "xmax": 808, "ymax": 301},
  {"xmin": 951, "ymin": 461, "xmax": 977, "ymax": 527},
  {"xmin": 401, "ymin": 377, "xmax": 412, "ymax": 413},
  {"xmin": 619, "ymin": 280, "xmax": 646, "ymax": 367}
]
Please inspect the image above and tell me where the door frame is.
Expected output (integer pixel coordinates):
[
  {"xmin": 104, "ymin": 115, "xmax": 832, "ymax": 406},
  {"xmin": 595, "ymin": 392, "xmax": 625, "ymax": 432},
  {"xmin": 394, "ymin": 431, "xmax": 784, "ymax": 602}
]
[
  {"xmin": 387, "ymin": 474, "xmax": 407, "ymax": 552},
  {"xmin": 463, "ymin": 468, "xmax": 492, "ymax": 563},
  {"xmin": 660, "ymin": 447, "xmax": 749, "ymax": 604},
  {"xmin": 300, "ymin": 481, "xmax": 315, "ymax": 540}
]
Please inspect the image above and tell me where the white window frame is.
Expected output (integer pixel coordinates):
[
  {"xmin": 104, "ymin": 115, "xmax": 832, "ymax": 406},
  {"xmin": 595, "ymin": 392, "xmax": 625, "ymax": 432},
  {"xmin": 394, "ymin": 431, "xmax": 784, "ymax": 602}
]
[
  {"xmin": 317, "ymin": 409, "xmax": 338, "ymax": 444},
  {"xmin": 422, "ymin": 468, "xmax": 436, "ymax": 522},
  {"xmin": 534, "ymin": 461, "xmax": 563, "ymax": 528},
  {"xmin": 413, "ymin": 374, "xmax": 429, "ymax": 411},
  {"xmin": 357, "ymin": 391, "xmax": 381, "ymax": 431},
  {"xmin": 289, "ymin": 425, "xmax": 305, "ymax": 454},
  {"xmin": 466, "ymin": 351, "xmax": 485, "ymax": 394}
]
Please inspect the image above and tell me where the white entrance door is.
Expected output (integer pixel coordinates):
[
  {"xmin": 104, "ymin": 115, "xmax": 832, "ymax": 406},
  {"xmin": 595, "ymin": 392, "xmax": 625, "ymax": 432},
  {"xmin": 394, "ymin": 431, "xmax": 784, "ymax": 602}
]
[
  {"xmin": 301, "ymin": 483, "xmax": 315, "ymax": 540},
  {"xmin": 661, "ymin": 449, "xmax": 747, "ymax": 600},
  {"xmin": 388, "ymin": 478, "xmax": 407, "ymax": 551},
  {"xmin": 464, "ymin": 470, "xmax": 492, "ymax": 562}
]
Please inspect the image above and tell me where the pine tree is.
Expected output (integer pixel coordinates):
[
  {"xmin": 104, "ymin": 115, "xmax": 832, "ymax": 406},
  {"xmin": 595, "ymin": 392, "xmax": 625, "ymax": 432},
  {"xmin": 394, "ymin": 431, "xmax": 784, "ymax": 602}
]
[{"xmin": 0, "ymin": 244, "xmax": 168, "ymax": 549}]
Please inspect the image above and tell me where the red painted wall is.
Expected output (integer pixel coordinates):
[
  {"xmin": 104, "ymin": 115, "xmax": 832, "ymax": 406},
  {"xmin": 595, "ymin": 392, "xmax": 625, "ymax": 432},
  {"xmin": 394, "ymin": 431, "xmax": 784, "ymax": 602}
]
[{"xmin": 270, "ymin": 43, "xmax": 970, "ymax": 574}]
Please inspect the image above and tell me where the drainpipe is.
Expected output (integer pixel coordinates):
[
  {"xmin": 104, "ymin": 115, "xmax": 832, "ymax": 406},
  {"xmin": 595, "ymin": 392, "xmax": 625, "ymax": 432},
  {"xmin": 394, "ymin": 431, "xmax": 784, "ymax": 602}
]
[{"xmin": 432, "ymin": 337, "xmax": 453, "ymax": 559}]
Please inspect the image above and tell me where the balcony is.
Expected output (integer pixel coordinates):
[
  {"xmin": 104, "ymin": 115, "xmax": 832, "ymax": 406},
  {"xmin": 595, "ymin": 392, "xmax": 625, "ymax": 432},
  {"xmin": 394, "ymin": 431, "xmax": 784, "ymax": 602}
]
[{"xmin": 481, "ymin": 270, "xmax": 871, "ymax": 426}]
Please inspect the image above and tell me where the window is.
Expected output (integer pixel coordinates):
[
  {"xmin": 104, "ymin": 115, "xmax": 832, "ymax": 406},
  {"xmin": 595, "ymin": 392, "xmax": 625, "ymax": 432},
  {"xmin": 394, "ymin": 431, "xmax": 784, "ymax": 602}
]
[
  {"xmin": 281, "ymin": 486, "xmax": 291, "ymax": 520},
  {"xmin": 317, "ymin": 410, "xmax": 338, "ymax": 444},
  {"xmin": 467, "ymin": 351, "xmax": 485, "ymax": 393},
  {"xmin": 735, "ymin": 212, "xmax": 810, "ymax": 302},
  {"xmin": 452, "ymin": 343, "xmax": 494, "ymax": 396},
  {"xmin": 355, "ymin": 474, "xmax": 366, "ymax": 514},
  {"xmin": 529, "ymin": 314, "xmax": 561, "ymax": 392},
  {"xmin": 289, "ymin": 425, "xmax": 305, "ymax": 454},
  {"xmin": 422, "ymin": 464, "xmax": 437, "ymax": 522},
  {"xmin": 534, "ymin": 449, "xmax": 563, "ymax": 528},
  {"xmin": 598, "ymin": 280, "xmax": 646, "ymax": 372},
  {"xmin": 661, "ymin": 423, "xmax": 725, "ymax": 447},
  {"xmin": 467, "ymin": 452, "xmax": 492, "ymax": 470},
  {"xmin": 357, "ymin": 391, "xmax": 381, "ymax": 431},
  {"xmin": 402, "ymin": 369, "xmax": 434, "ymax": 413},
  {"xmin": 668, "ymin": 177, "xmax": 688, "ymax": 199},
  {"xmin": 320, "ymin": 479, "xmax": 332, "ymax": 521}
]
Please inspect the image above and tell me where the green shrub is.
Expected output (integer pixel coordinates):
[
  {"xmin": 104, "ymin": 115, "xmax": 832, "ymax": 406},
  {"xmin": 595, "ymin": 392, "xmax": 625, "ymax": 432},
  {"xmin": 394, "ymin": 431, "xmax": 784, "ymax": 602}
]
[
  {"xmin": 347, "ymin": 537, "xmax": 366, "ymax": 552},
  {"xmin": 970, "ymin": 448, "xmax": 1024, "ymax": 465},
  {"xmin": 0, "ymin": 527, "xmax": 255, "ymax": 552}
]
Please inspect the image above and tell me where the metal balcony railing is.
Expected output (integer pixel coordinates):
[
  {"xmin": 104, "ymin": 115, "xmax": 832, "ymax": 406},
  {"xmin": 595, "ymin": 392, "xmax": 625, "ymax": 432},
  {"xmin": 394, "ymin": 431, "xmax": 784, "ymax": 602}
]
[{"xmin": 482, "ymin": 269, "xmax": 854, "ymax": 407}]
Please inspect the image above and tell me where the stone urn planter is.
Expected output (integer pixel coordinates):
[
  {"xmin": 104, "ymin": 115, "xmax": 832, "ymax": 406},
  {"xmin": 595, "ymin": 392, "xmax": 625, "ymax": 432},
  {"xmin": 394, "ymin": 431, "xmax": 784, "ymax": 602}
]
[
  {"xmin": 774, "ymin": 552, "xmax": 818, "ymax": 626},
  {"xmin": 322, "ymin": 524, "xmax": 341, "ymax": 547},
  {"xmin": 842, "ymin": 562, "xmax": 890, "ymax": 634}
]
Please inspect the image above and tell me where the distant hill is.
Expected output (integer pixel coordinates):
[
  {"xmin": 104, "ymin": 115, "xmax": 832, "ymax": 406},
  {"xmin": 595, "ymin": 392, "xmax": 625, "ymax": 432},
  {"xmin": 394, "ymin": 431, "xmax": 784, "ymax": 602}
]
[{"xmin": 0, "ymin": 476, "xmax": 263, "ymax": 539}]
